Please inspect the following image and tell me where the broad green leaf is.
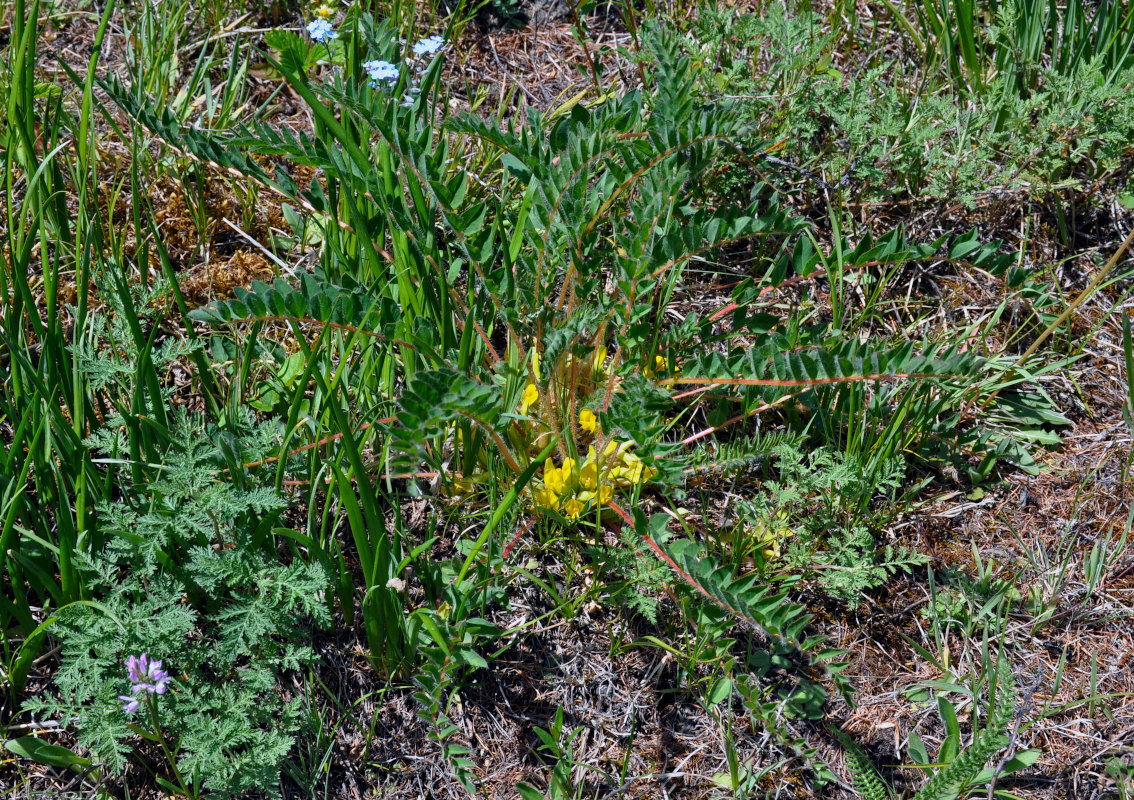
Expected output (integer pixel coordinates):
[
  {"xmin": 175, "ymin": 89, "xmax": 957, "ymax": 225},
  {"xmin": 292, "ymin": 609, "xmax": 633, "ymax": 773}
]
[{"xmin": 5, "ymin": 737, "xmax": 92, "ymax": 769}]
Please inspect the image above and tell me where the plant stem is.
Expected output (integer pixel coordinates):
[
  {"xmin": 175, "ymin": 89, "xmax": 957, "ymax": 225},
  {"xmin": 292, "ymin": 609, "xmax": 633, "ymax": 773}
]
[{"xmin": 147, "ymin": 696, "xmax": 192, "ymax": 798}]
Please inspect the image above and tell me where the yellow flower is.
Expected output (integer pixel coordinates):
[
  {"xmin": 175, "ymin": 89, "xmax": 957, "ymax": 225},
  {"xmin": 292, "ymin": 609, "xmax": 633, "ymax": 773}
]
[
  {"xmin": 757, "ymin": 524, "xmax": 793, "ymax": 561},
  {"xmin": 590, "ymin": 440, "xmax": 656, "ymax": 488},
  {"xmin": 622, "ymin": 453, "xmax": 644, "ymax": 484},
  {"xmin": 579, "ymin": 408, "xmax": 597, "ymax": 433},
  {"xmin": 314, "ymin": 3, "xmax": 334, "ymax": 18},
  {"xmin": 439, "ymin": 476, "xmax": 475, "ymax": 498},
  {"xmin": 520, "ymin": 383, "xmax": 539, "ymax": 414},
  {"xmin": 592, "ymin": 346, "xmax": 607, "ymax": 377},
  {"xmin": 579, "ymin": 458, "xmax": 598, "ymax": 491},
  {"xmin": 544, "ymin": 459, "xmax": 565, "ymax": 495},
  {"xmin": 532, "ymin": 486, "xmax": 559, "ymax": 511},
  {"xmin": 598, "ymin": 484, "xmax": 613, "ymax": 505},
  {"xmin": 564, "ymin": 497, "xmax": 585, "ymax": 518},
  {"xmin": 532, "ymin": 350, "xmax": 542, "ymax": 382},
  {"xmin": 621, "ymin": 454, "xmax": 656, "ymax": 485},
  {"xmin": 645, "ymin": 354, "xmax": 679, "ymax": 378},
  {"xmin": 560, "ymin": 458, "xmax": 576, "ymax": 486}
]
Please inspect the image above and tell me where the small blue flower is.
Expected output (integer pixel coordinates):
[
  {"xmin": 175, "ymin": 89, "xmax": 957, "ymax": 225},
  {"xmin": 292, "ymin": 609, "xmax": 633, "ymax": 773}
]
[
  {"xmin": 306, "ymin": 19, "xmax": 335, "ymax": 43},
  {"xmin": 363, "ymin": 59, "xmax": 399, "ymax": 86},
  {"xmin": 412, "ymin": 35, "xmax": 445, "ymax": 57}
]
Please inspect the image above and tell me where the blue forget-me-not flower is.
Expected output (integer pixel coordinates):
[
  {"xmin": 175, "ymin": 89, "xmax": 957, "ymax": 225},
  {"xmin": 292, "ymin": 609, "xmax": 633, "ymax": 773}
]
[
  {"xmin": 363, "ymin": 59, "xmax": 399, "ymax": 86},
  {"xmin": 412, "ymin": 35, "xmax": 445, "ymax": 57},
  {"xmin": 307, "ymin": 19, "xmax": 335, "ymax": 43}
]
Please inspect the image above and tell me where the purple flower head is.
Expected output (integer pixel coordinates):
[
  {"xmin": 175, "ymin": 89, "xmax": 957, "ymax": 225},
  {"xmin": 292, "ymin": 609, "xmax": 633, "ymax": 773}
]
[
  {"xmin": 124, "ymin": 653, "xmax": 146, "ymax": 686},
  {"xmin": 307, "ymin": 19, "xmax": 335, "ymax": 43},
  {"xmin": 122, "ymin": 653, "xmax": 172, "ymax": 712}
]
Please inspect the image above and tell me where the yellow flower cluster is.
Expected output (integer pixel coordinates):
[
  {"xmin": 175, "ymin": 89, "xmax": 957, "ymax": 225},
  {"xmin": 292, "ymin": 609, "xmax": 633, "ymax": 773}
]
[
  {"xmin": 530, "ymin": 440, "xmax": 656, "ymax": 519},
  {"xmin": 512, "ymin": 345, "xmax": 657, "ymax": 519}
]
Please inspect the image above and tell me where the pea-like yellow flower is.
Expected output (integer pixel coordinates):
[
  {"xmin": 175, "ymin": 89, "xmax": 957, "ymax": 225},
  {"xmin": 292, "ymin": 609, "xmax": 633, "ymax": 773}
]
[
  {"xmin": 645, "ymin": 354, "xmax": 680, "ymax": 378},
  {"xmin": 532, "ymin": 486, "xmax": 559, "ymax": 511},
  {"xmin": 622, "ymin": 453, "xmax": 644, "ymax": 484},
  {"xmin": 440, "ymin": 476, "xmax": 475, "ymax": 498},
  {"xmin": 579, "ymin": 408, "xmax": 597, "ymax": 433},
  {"xmin": 520, "ymin": 383, "xmax": 539, "ymax": 414},
  {"xmin": 757, "ymin": 522, "xmax": 793, "ymax": 560},
  {"xmin": 592, "ymin": 346, "xmax": 607, "ymax": 377},
  {"xmin": 598, "ymin": 484, "xmax": 613, "ymax": 505},
  {"xmin": 544, "ymin": 459, "xmax": 565, "ymax": 495},
  {"xmin": 564, "ymin": 497, "xmax": 585, "ymax": 518},
  {"xmin": 579, "ymin": 458, "xmax": 598, "ymax": 491}
]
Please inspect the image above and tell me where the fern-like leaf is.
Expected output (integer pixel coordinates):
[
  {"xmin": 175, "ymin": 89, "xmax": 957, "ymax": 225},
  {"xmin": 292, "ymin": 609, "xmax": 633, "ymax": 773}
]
[
  {"xmin": 913, "ymin": 658, "xmax": 1016, "ymax": 800},
  {"xmin": 631, "ymin": 511, "xmax": 814, "ymax": 649},
  {"xmin": 832, "ymin": 728, "xmax": 892, "ymax": 800}
]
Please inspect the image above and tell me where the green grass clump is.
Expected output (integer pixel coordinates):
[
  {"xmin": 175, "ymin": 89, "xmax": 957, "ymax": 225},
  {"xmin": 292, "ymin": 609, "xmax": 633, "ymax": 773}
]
[{"xmin": 694, "ymin": 1, "xmax": 1134, "ymax": 208}]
